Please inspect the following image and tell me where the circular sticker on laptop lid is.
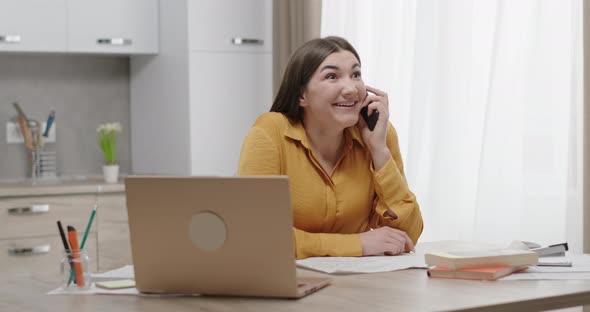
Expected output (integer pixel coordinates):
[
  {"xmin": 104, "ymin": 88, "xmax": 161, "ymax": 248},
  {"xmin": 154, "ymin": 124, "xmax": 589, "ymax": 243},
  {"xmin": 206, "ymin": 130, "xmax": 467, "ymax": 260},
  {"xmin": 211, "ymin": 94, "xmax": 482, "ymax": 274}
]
[{"xmin": 188, "ymin": 211, "xmax": 227, "ymax": 252}]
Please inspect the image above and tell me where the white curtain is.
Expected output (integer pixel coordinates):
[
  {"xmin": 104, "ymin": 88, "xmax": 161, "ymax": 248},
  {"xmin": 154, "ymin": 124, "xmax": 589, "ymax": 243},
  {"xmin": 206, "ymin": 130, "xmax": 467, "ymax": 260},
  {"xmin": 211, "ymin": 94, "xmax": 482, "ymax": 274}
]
[{"xmin": 322, "ymin": 0, "xmax": 584, "ymax": 252}]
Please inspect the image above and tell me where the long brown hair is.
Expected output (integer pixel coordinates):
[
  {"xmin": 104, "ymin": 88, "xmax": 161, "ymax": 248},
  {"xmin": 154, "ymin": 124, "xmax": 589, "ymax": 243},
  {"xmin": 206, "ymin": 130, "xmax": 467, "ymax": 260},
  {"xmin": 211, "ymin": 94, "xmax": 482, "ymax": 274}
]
[{"xmin": 271, "ymin": 36, "xmax": 361, "ymax": 123}]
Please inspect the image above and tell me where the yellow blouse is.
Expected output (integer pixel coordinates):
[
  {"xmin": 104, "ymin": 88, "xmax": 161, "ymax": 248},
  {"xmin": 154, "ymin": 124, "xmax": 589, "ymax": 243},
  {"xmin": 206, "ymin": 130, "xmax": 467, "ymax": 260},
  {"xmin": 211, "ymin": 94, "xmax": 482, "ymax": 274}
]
[{"xmin": 238, "ymin": 112, "xmax": 423, "ymax": 259}]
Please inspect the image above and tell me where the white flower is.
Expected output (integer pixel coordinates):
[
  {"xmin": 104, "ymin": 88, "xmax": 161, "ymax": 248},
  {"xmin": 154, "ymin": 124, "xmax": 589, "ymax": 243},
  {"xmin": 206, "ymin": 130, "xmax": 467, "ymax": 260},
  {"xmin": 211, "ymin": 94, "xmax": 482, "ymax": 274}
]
[
  {"xmin": 97, "ymin": 122, "xmax": 122, "ymax": 133},
  {"xmin": 112, "ymin": 123, "xmax": 122, "ymax": 132}
]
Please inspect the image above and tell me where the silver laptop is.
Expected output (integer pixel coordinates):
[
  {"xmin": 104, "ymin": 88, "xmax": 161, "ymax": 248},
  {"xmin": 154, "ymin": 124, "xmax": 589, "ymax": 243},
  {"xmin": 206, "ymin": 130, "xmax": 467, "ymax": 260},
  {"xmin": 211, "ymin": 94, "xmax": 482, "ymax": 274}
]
[{"xmin": 125, "ymin": 175, "xmax": 331, "ymax": 298}]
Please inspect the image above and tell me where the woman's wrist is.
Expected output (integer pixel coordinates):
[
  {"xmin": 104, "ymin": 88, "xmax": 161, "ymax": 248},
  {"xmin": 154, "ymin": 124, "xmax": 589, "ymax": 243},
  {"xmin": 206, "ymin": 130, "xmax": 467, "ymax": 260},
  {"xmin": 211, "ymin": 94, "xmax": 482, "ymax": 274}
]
[{"xmin": 371, "ymin": 147, "xmax": 390, "ymax": 171}]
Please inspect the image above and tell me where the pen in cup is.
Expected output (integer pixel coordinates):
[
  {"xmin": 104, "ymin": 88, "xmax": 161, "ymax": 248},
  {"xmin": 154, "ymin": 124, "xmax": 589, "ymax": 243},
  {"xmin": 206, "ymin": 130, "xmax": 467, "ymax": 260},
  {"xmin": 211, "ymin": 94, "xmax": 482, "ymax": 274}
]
[
  {"xmin": 79, "ymin": 204, "xmax": 97, "ymax": 249},
  {"xmin": 68, "ymin": 205, "xmax": 97, "ymax": 285},
  {"xmin": 67, "ymin": 226, "xmax": 85, "ymax": 287},
  {"xmin": 57, "ymin": 221, "xmax": 75, "ymax": 284}
]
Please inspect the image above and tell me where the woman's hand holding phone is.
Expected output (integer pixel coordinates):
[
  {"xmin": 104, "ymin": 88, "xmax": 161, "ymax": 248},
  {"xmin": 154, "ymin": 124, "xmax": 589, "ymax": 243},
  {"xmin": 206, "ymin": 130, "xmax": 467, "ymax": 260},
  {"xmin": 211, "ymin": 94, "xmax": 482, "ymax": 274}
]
[
  {"xmin": 360, "ymin": 105, "xmax": 379, "ymax": 131},
  {"xmin": 358, "ymin": 85, "xmax": 390, "ymax": 170}
]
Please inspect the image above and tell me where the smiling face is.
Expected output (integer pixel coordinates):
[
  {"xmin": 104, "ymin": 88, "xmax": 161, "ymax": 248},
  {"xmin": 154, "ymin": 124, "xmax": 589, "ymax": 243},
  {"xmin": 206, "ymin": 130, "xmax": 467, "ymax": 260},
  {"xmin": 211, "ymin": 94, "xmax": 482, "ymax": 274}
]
[{"xmin": 299, "ymin": 50, "xmax": 367, "ymax": 131}]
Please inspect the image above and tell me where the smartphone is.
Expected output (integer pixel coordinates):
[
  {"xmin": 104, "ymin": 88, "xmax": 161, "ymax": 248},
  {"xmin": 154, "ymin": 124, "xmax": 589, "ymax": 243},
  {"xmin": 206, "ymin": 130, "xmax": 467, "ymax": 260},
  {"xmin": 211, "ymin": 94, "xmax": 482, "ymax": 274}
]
[{"xmin": 360, "ymin": 106, "xmax": 379, "ymax": 131}]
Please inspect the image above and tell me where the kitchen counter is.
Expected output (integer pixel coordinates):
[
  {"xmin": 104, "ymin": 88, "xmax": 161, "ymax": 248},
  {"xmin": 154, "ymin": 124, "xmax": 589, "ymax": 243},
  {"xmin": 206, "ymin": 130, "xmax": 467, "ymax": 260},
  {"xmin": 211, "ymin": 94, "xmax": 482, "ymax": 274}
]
[{"xmin": 0, "ymin": 176, "xmax": 125, "ymax": 197}]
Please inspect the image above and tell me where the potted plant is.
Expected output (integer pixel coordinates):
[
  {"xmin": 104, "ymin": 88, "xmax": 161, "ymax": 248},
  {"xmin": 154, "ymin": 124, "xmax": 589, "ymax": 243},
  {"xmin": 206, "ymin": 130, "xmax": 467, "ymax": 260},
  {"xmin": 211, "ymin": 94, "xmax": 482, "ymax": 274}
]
[{"xmin": 97, "ymin": 122, "xmax": 122, "ymax": 183}]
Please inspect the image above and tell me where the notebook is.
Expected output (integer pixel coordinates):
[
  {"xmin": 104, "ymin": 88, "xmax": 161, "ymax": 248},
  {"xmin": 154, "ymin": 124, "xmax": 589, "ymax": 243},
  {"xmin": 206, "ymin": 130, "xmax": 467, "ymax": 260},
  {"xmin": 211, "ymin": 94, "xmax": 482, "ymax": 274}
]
[
  {"xmin": 427, "ymin": 265, "xmax": 528, "ymax": 281},
  {"xmin": 124, "ymin": 176, "xmax": 331, "ymax": 298}
]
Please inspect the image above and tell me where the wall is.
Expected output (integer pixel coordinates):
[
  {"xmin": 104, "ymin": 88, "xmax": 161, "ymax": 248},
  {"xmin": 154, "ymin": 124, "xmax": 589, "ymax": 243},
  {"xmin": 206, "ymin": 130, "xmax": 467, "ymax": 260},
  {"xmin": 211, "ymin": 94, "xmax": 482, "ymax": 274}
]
[{"xmin": 0, "ymin": 55, "xmax": 130, "ymax": 180}]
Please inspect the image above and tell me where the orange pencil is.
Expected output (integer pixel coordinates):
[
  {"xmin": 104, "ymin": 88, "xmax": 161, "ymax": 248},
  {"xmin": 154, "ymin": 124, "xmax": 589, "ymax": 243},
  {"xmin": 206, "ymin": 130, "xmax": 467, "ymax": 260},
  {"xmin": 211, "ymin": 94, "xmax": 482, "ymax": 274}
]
[{"xmin": 67, "ymin": 226, "xmax": 85, "ymax": 287}]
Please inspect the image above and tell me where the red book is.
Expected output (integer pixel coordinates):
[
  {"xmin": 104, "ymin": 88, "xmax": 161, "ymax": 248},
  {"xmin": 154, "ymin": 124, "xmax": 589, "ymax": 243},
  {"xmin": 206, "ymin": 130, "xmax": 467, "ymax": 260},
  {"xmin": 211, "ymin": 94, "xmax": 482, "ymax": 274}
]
[{"xmin": 427, "ymin": 265, "xmax": 528, "ymax": 281}]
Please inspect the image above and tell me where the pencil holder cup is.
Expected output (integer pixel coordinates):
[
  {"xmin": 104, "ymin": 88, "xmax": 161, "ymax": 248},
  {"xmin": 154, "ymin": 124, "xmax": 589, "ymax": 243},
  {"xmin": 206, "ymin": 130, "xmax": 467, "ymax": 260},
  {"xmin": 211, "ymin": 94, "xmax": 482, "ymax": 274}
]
[{"xmin": 60, "ymin": 249, "xmax": 92, "ymax": 290}]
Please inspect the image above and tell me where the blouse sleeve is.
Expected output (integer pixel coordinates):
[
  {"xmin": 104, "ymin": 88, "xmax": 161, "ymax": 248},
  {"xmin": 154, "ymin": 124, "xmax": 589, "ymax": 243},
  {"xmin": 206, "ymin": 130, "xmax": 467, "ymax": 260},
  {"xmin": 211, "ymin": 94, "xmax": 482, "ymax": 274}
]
[{"xmin": 366, "ymin": 123, "xmax": 424, "ymax": 246}]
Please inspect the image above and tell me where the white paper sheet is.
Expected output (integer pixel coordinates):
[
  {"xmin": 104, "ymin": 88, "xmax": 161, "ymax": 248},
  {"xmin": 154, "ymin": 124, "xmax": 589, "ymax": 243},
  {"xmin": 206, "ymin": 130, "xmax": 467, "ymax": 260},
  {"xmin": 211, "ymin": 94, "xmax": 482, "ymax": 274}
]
[
  {"xmin": 47, "ymin": 284, "xmax": 139, "ymax": 296},
  {"xmin": 48, "ymin": 264, "xmax": 210, "ymax": 297},
  {"xmin": 48, "ymin": 265, "xmax": 138, "ymax": 296},
  {"xmin": 91, "ymin": 265, "xmax": 135, "ymax": 279},
  {"xmin": 296, "ymin": 253, "xmax": 428, "ymax": 274},
  {"xmin": 46, "ymin": 284, "xmax": 203, "ymax": 297}
]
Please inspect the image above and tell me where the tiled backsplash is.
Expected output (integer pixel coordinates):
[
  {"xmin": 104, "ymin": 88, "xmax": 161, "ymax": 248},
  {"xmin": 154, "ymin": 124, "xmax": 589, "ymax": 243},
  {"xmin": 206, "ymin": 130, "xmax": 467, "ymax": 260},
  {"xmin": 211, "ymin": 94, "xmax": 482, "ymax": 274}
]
[{"xmin": 0, "ymin": 55, "xmax": 130, "ymax": 179}]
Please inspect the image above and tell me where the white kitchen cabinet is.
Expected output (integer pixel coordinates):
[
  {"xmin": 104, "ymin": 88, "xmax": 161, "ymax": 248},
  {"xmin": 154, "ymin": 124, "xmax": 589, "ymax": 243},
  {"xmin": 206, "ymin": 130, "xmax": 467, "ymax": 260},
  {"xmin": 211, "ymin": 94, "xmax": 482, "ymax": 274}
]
[
  {"xmin": 67, "ymin": 0, "xmax": 158, "ymax": 54},
  {"xmin": 0, "ymin": 0, "xmax": 158, "ymax": 55},
  {"xmin": 0, "ymin": 0, "xmax": 67, "ymax": 52},
  {"xmin": 188, "ymin": 0, "xmax": 271, "ymax": 53},
  {"xmin": 130, "ymin": 0, "xmax": 272, "ymax": 175}
]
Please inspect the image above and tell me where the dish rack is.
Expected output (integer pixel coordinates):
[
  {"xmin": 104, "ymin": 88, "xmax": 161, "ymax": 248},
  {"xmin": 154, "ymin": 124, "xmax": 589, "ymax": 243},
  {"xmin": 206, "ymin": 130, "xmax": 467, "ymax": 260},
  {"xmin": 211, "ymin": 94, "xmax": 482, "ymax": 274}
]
[{"xmin": 27, "ymin": 121, "xmax": 57, "ymax": 182}]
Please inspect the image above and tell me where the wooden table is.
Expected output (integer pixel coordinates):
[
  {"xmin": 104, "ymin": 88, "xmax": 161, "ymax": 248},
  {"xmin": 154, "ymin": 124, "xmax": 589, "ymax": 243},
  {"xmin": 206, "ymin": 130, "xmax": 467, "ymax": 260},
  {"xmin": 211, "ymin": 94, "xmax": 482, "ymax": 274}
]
[{"xmin": 2, "ymin": 265, "xmax": 590, "ymax": 312}]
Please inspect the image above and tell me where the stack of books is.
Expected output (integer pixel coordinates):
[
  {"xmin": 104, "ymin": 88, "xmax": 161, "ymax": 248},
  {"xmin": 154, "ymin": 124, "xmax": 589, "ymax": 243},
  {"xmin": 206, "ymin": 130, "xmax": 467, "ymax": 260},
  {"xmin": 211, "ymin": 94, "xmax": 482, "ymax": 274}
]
[{"xmin": 425, "ymin": 248, "xmax": 539, "ymax": 281}]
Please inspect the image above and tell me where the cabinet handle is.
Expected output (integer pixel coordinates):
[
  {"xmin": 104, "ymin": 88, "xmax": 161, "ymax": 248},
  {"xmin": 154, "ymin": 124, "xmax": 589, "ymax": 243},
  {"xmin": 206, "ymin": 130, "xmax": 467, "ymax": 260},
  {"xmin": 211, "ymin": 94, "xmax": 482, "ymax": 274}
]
[
  {"xmin": 231, "ymin": 38, "xmax": 263, "ymax": 45},
  {"xmin": 97, "ymin": 38, "xmax": 132, "ymax": 46},
  {"xmin": 0, "ymin": 35, "xmax": 21, "ymax": 43},
  {"xmin": 8, "ymin": 244, "xmax": 50, "ymax": 256},
  {"xmin": 8, "ymin": 204, "xmax": 50, "ymax": 215}
]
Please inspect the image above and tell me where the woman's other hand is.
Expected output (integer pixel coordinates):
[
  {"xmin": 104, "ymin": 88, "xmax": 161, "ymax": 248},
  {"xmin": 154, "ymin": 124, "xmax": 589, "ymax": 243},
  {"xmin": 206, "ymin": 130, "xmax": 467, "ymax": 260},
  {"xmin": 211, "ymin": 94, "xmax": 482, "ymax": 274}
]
[{"xmin": 359, "ymin": 226, "xmax": 415, "ymax": 256}]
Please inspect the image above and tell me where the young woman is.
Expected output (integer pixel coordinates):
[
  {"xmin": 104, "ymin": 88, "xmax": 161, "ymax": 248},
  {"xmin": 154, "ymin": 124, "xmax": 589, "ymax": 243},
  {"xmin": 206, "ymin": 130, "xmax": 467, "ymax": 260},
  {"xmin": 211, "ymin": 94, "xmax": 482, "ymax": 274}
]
[{"xmin": 238, "ymin": 36, "xmax": 423, "ymax": 259}]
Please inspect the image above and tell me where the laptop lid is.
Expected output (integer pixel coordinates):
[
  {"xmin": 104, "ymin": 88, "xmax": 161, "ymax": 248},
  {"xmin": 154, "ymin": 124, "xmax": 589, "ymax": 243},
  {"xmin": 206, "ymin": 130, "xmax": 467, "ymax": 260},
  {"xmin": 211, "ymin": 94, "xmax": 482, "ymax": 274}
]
[{"xmin": 125, "ymin": 176, "xmax": 302, "ymax": 298}]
